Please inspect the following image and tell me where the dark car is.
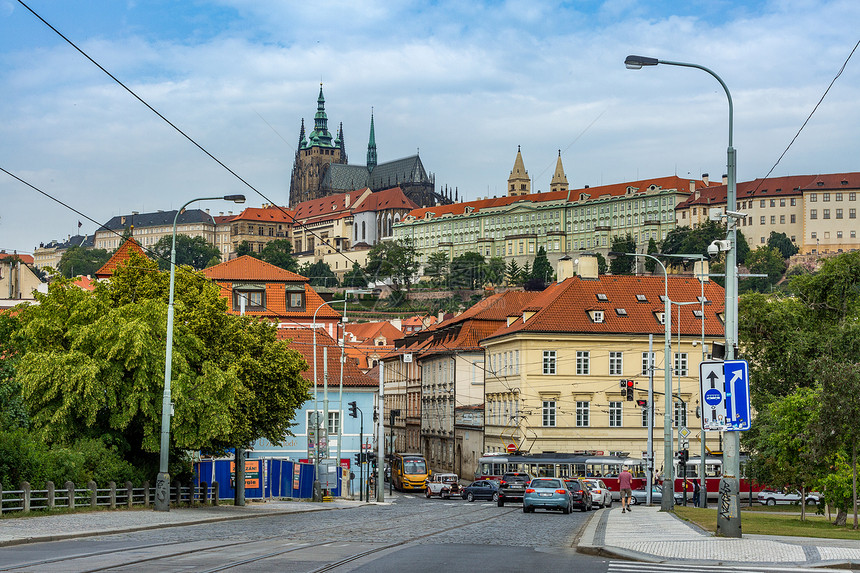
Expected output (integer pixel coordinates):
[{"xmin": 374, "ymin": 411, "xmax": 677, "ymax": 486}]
[
  {"xmin": 461, "ymin": 479, "xmax": 500, "ymax": 502},
  {"xmin": 497, "ymin": 472, "xmax": 532, "ymax": 506},
  {"xmin": 562, "ymin": 478, "xmax": 591, "ymax": 512}
]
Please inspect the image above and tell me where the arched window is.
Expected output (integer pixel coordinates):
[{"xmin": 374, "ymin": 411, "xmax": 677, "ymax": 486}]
[{"xmin": 362, "ymin": 221, "xmax": 366, "ymax": 241}]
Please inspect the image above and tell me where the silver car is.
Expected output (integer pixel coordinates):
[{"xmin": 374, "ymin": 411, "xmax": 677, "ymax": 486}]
[
  {"xmin": 583, "ymin": 478, "xmax": 613, "ymax": 508},
  {"xmin": 630, "ymin": 484, "xmax": 684, "ymax": 506}
]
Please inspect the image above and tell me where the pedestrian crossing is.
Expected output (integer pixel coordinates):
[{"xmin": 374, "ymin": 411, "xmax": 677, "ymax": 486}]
[{"xmin": 607, "ymin": 561, "xmax": 848, "ymax": 573}]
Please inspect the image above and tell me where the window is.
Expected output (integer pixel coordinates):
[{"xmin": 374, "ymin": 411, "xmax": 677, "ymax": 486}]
[
  {"xmin": 609, "ymin": 402, "xmax": 622, "ymax": 427},
  {"xmin": 823, "ymin": 193, "xmax": 831, "ymax": 202},
  {"xmin": 234, "ymin": 288, "xmax": 264, "ymax": 310},
  {"xmin": 850, "ymin": 193, "xmax": 857, "ymax": 201},
  {"xmin": 791, "ymin": 198, "xmax": 796, "ymax": 206},
  {"xmin": 836, "ymin": 193, "xmax": 843, "ymax": 201},
  {"xmin": 576, "ymin": 351, "xmax": 590, "ymax": 375},
  {"xmin": 836, "ymin": 209, "xmax": 843, "ymax": 219},
  {"xmin": 780, "ymin": 199, "xmax": 786, "ymax": 207},
  {"xmin": 770, "ymin": 199, "xmax": 776, "ymax": 207},
  {"xmin": 674, "ymin": 401, "xmax": 687, "ymax": 429},
  {"xmin": 810, "ymin": 193, "xmax": 817, "ymax": 202},
  {"xmin": 289, "ymin": 292, "xmax": 305, "ymax": 309},
  {"xmin": 609, "ymin": 352, "xmax": 623, "ymax": 375},
  {"xmin": 780, "ymin": 215, "xmax": 785, "ymax": 224},
  {"xmin": 770, "ymin": 216, "xmax": 776, "ymax": 224},
  {"xmin": 790, "ymin": 214, "xmax": 796, "ymax": 223},
  {"xmin": 810, "ymin": 210, "xmax": 817, "ymax": 220},
  {"xmin": 760, "ymin": 216, "xmax": 766, "ymax": 225},
  {"xmin": 823, "ymin": 209, "xmax": 830, "ymax": 219},
  {"xmin": 850, "ymin": 209, "xmax": 857, "ymax": 219},
  {"xmin": 542, "ymin": 400, "xmax": 556, "ymax": 427},
  {"xmin": 642, "ymin": 407, "xmax": 649, "ymax": 428},
  {"xmin": 543, "ymin": 351, "xmax": 557, "ymax": 375},
  {"xmin": 641, "ymin": 352, "xmax": 655, "ymax": 375},
  {"xmin": 811, "ymin": 232, "xmax": 817, "ymax": 239},
  {"xmin": 576, "ymin": 401, "xmax": 590, "ymax": 427},
  {"xmin": 760, "ymin": 199, "xmax": 766, "ymax": 207},
  {"xmin": 674, "ymin": 352, "xmax": 688, "ymax": 377}
]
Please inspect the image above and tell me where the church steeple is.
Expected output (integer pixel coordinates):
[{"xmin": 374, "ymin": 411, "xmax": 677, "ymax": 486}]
[
  {"xmin": 550, "ymin": 149, "xmax": 569, "ymax": 193},
  {"xmin": 309, "ymin": 83, "xmax": 333, "ymax": 147},
  {"xmin": 507, "ymin": 145, "xmax": 531, "ymax": 197},
  {"xmin": 367, "ymin": 110, "xmax": 378, "ymax": 171},
  {"xmin": 298, "ymin": 118, "xmax": 307, "ymax": 149},
  {"xmin": 337, "ymin": 122, "xmax": 347, "ymax": 163}
]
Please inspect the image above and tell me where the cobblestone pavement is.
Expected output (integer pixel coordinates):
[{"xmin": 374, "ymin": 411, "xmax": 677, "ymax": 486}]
[{"xmin": 578, "ymin": 504, "xmax": 860, "ymax": 569}]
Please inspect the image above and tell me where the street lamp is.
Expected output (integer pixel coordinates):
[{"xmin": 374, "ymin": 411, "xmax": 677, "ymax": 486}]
[
  {"xmin": 610, "ymin": 251, "xmax": 672, "ymax": 510},
  {"xmin": 155, "ymin": 193, "xmax": 245, "ymax": 512},
  {"xmin": 625, "ymin": 54, "xmax": 741, "ymax": 536},
  {"xmin": 311, "ymin": 289, "xmax": 371, "ymax": 502}
]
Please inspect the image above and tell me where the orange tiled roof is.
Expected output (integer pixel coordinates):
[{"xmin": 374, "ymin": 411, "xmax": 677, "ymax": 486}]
[
  {"xmin": 94, "ymin": 238, "xmax": 148, "ymax": 279},
  {"xmin": 277, "ymin": 327, "xmax": 376, "ymax": 387},
  {"xmin": 482, "ymin": 275, "xmax": 725, "ymax": 342},
  {"xmin": 0, "ymin": 253, "xmax": 35, "ymax": 264},
  {"xmin": 203, "ymin": 255, "xmax": 306, "ymax": 282},
  {"xmin": 292, "ymin": 190, "xmax": 363, "ymax": 221},
  {"xmin": 345, "ymin": 321, "xmax": 403, "ymax": 343},
  {"xmin": 72, "ymin": 276, "xmax": 97, "ymax": 291},
  {"xmin": 351, "ymin": 187, "xmax": 417, "ymax": 213},
  {"xmin": 231, "ymin": 206, "xmax": 296, "ymax": 224}
]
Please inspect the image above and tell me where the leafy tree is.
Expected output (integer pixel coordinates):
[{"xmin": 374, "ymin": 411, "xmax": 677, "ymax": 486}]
[
  {"xmin": 235, "ymin": 241, "xmax": 254, "ymax": 257},
  {"xmin": 506, "ymin": 260, "xmax": 522, "ymax": 286},
  {"xmin": 531, "ymin": 246, "xmax": 553, "ymax": 285},
  {"xmin": 151, "ymin": 234, "xmax": 221, "ymax": 271},
  {"xmin": 259, "ymin": 239, "xmax": 300, "ymax": 273},
  {"xmin": 521, "ymin": 262, "xmax": 532, "ymax": 286},
  {"xmin": 610, "ymin": 234, "xmax": 636, "ymax": 275},
  {"xmin": 595, "ymin": 253, "xmax": 607, "ymax": 275},
  {"xmin": 645, "ymin": 237, "xmax": 659, "ymax": 273},
  {"xmin": 818, "ymin": 455, "xmax": 858, "ymax": 526},
  {"xmin": 424, "ymin": 252, "xmax": 450, "ymax": 287},
  {"xmin": 342, "ymin": 261, "xmax": 368, "ymax": 288},
  {"xmin": 364, "ymin": 239, "xmax": 420, "ymax": 295},
  {"xmin": 449, "ymin": 252, "xmax": 485, "ymax": 290},
  {"xmin": 0, "ymin": 313, "xmax": 26, "ymax": 430},
  {"xmin": 661, "ymin": 220, "xmax": 750, "ymax": 265},
  {"xmin": 767, "ymin": 231, "xmax": 799, "ymax": 260},
  {"xmin": 58, "ymin": 246, "xmax": 111, "ymax": 278},
  {"xmin": 484, "ymin": 257, "xmax": 507, "ymax": 287},
  {"xmin": 300, "ymin": 260, "xmax": 338, "ymax": 287},
  {"xmin": 739, "ymin": 246, "xmax": 787, "ymax": 294}
]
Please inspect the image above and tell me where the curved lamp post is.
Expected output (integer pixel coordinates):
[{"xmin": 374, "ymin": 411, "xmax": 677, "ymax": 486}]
[
  {"xmin": 625, "ymin": 55, "xmax": 740, "ymax": 536},
  {"xmin": 155, "ymin": 194, "xmax": 245, "ymax": 512}
]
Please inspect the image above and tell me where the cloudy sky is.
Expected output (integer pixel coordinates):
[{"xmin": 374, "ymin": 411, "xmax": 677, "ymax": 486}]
[{"xmin": 2, "ymin": 0, "xmax": 858, "ymax": 255}]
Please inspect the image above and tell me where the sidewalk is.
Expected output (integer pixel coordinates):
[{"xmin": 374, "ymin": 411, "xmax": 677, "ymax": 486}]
[
  {"xmin": 578, "ymin": 504, "xmax": 860, "ymax": 568},
  {"xmin": 0, "ymin": 498, "xmax": 370, "ymax": 547}
]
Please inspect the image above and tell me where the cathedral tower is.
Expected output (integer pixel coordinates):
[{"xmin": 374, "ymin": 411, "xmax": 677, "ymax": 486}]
[
  {"xmin": 549, "ymin": 150, "xmax": 569, "ymax": 193},
  {"xmin": 507, "ymin": 145, "xmax": 531, "ymax": 197}
]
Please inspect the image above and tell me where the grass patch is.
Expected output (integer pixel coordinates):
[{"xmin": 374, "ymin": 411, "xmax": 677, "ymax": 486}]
[{"xmin": 674, "ymin": 506, "xmax": 860, "ymax": 540}]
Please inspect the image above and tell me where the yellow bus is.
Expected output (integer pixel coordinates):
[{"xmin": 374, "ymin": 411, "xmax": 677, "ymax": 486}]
[{"xmin": 391, "ymin": 453, "xmax": 429, "ymax": 492}]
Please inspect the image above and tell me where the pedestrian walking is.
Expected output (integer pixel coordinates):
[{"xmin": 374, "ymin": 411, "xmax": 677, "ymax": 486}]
[
  {"xmin": 619, "ymin": 466, "xmax": 633, "ymax": 513},
  {"xmin": 693, "ymin": 479, "xmax": 701, "ymax": 507}
]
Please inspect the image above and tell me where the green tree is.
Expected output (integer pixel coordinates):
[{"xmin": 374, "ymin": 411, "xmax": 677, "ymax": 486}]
[
  {"xmin": 300, "ymin": 260, "xmax": 338, "ymax": 287},
  {"xmin": 645, "ymin": 237, "xmax": 659, "ymax": 273},
  {"xmin": 506, "ymin": 260, "xmax": 522, "ymax": 286},
  {"xmin": 661, "ymin": 220, "xmax": 750, "ymax": 265},
  {"xmin": 364, "ymin": 239, "xmax": 420, "ymax": 295},
  {"xmin": 152, "ymin": 234, "xmax": 221, "ymax": 271},
  {"xmin": 767, "ymin": 231, "xmax": 799, "ymax": 259},
  {"xmin": 424, "ymin": 252, "xmax": 450, "ymax": 287},
  {"xmin": 57, "ymin": 246, "xmax": 111, "ymax": 278},
  {"xmin": 484, "ymin": 257, "xmax": 507, "ymax": 287},
  {"xmin": 235, "ymin": 241, "xmax": 254, "ymax": 257},
  {"xmin": 530, "ymin": 246, "xmax": 553, "ymax": 287},
  {"xmin": 342, "ymin": 261, "xmax": 368, "ymax": 289},
  {"xmin": 449, "ymin": 252, "xmax": 485, "ymax": 289},
  {"xmin": 739, "ymin": 246, "xmax": 787, "ymax": 293},
  {"xmin": 595, "ymin": 253, "xmax": 607, "ymax": 275},
  {"xmin": 609, "ymin": 234, "xmax": 637, "ymax": 275},
  {"xmin": 259, "ymin": 239, "xmax": 300, "ymax": 273}
]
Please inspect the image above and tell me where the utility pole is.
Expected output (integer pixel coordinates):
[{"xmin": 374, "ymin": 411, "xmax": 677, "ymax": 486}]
[{"xmin": 377, "ymin": 361, "xmax": 385, "ymax": 502}]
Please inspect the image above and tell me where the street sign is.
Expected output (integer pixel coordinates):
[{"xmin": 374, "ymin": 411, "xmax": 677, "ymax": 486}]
[
  {"xmin": 699, "ymin": 360, "xmax": 751, "ymax": 431},
  {"xmin": 679, "ymin": 427, "xmax": 691, "ymax": 439},
  {"xmin": 506, "ymin": 443, "xmax": 517, "ymax": 453}
]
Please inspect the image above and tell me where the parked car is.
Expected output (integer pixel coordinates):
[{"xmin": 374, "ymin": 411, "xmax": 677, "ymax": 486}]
[
  {"xmin": 497, "ymin": 472, "xmax": 532, "ymax": 506},
  {"xmin": 562, "ymin": 478, "xmax": 591, "ymax": 512},
  {"xmin": 461, "ymin": 479, "xmax": 500, "ymax": 502},
  {"xmin": 523, "ymin": 478, "xmax": 574, "ymax": 514},
  {"xmin": 582, "ymin": 478, "xmax": 613, "ymax": 508},
  {"xmin": 629, "ymin": 484, "xmax": 684, "ymax": 506},
  {"xmin": 425, "ymin": 473, "xmax": 461, "ymax": 499},
  {"xmin": 756, "ymin": 489, "xmax": 821, "ymax": 506}
]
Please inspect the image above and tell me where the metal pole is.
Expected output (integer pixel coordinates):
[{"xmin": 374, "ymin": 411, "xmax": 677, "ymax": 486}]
[
  {"xmin": 337, "ymin": 301, "xmax": 346, "ymax": 475},
  {"xmin": 377, "ymin": 360, "xmax": 385, "ymax": 501},
  {"xmin": 647, "ymin": 333, "xmax": 654, "ymax": 505},
  {"xmin": 323, "ymin": 346, "xmax": 329, "ymax": 497}
]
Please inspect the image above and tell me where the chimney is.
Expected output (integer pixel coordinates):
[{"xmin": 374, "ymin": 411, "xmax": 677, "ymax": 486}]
[
  {"xmin": 689, "ymin": 180, "xmax": 696, "ymax": 193},
  {"xmin": 219, "ymin": 212, "xmax": 224, "ymax": 216},
  {"xmin": 390, "ymin": 318, "xmax": 402, "ymax": 331},
  {"xmin": 722, "ymin": 174, "xmax": 728, "ymax": 185},
  {"xmin": 345, "ymin": 193, "xmax": 351, "ymax": 208},
  {"xmin": 556, "ymin": 255, "xmax": 575, "ymax": 282},
  {"xmin": 694, "ymin": 260, "xmax": 710, "ymax": 283},
  {"xmin": 205, "ymin": 209, "xmax": 210, "ymax": 214},
  {"xmin": 576, "ymin": 254, "xmax": 599, "ymax": 280},
  {"xmin": 702, "ymin": 173, "xmax": 709, "ymax": 185}
]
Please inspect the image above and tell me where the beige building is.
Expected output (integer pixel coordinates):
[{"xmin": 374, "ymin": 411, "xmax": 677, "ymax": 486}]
[
  {"xmin": 480, "ymin": 257, "xmax": 724, "ymax": 474},
  {"xmin": 0, "ymin": 253, "xmax": 45, "ymax": 310},
  {"xmin": 801, "ymin": 173, "xmax": 860, "ymax": 254},
  {"xmin": 508, "ymin": 146, "xmax": 531, "ymax": 197},
  {"xmin": 94, "ymin": 209, "xmax": 218, "ymax": 252},
  {"xmin": 33, "ymin": 234, "xmax": 94, "ymax": 271},
  {"xmin": 228, "ymin": 206, "xmax": 294, "ymax": 255}
]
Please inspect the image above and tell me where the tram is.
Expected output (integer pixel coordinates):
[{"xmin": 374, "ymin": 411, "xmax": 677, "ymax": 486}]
[
  {"xmin": 475, "ymin": 452, "xmax": 645, "ymax": 500},
  {"xmin": 672, "ymin": 455, "xmax": 761, "ymax": 501}
]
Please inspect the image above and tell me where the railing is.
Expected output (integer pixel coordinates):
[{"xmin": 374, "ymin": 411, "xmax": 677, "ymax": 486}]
[{"xmin": 0, "ymin": 480, "xmax": 222, "ymax": 515}]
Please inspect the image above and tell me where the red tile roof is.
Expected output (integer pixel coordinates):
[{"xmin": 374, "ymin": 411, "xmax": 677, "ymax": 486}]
[
  {"xmin": 351, "ymin": 187, "xmax": 417, "ymax": 213},
  {"xmin": 483, "ymin": 275, "xmax": 725, "ymax": 341},
  {"xmin": 0, "ymin": 253, "xmax": 34, "ymax": 264},
  {"xmin": 94, "ymin": 238, "xmax": 148, "ymax": 279},
  {"xmin": 72, "ymin": 276, "xmax": 97, "ymax": 291},
  {"xmin": 277, "ymin": 327, "xmax": 376, "ymax": 387},
  {"xmin": 292, "ymin": 190, "xmax": 368, "ymax": 221},
  {"xmin": 345, "ymin": 321, "xmax": 403, "ymax": 343},
  {"xmin": 231, "ymin": 206, "xmax": 296, "ymax": 224},
  {"xmin": 203, "ymin": 255, "xmax": 306, "ymax": 282}
]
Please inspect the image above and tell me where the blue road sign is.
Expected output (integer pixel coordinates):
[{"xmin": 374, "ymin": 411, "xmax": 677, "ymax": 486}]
[{"xmin": 699, "ymin": 359, "xmax": 751, "ymax": 431}]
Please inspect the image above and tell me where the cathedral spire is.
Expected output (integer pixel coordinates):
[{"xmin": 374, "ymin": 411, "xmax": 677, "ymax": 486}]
[
  {"xmin": 367, "ymin": 109, "xmax": 378, "ymax": 171},
  {"xmin": 337, "ymin": 122, "xmax": 347, "ymax": 163},
  {"xmin": 507, "ymin": 145, "xmax": 531, "ymax": 197},
  {"xmin": 309, "ymin": 83, "xmax": 333, "ymax": 147},
  {"xmin": 550, "ymin": 149, "xmax": 569, "ymax": 193},
  {"xmin": 298, "ymin": 118, "xmax": 307, "ymax": 150}
]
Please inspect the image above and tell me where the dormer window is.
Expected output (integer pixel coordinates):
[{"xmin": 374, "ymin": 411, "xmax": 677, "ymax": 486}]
[
  {"xmin": 697, "ymin": 296, "xmax": 709, "ymax": 303},
  {"xmin": 233, "ymin": 284, "xmax": 266, "ymax": 311},
  {"xmin": 591, "ymin": 310, "xmax": 605, "ymax": 323},
  {"xmin": 596, "ymin": 293, "xmax": 609, "ymax": 302},
  {"xmin": 636, "ymin": 294, "xmax": 648, "ymax": 302},
  {"xmin": 655, "ymin": 312, "xmax": 665, "ymax": 324},
  {"xmin": 693, "ymin": 310, "xmax": 704, "ymax": 318},
  {"xmin": 615, "ymin": 308, "xmax": 628, "ymax": 316}
]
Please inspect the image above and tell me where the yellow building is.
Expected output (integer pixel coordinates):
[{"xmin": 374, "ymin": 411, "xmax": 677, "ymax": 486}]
[{"xmin": 481, "ymin": 256, "xmax": 724, "ymax": 473}]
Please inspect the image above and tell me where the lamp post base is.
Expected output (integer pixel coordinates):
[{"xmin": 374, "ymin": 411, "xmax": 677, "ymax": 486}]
[
  {"xmin": 312, "ymin": 480, "xmax": 322, "ymax": 502},
  {"xmin": 716, "ymin": 476, "xmax": 742, "ymax": 537},
  {"xmin": 154, "ymin": 471, "xmax": 171, "ymax": 512}
]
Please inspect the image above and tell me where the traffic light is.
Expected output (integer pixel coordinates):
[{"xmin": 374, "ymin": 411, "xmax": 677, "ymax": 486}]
[
  {"xmin": 636, "ymin": 399, "xmax": 648, "ymax": 408},
  {"xmin": 348, "ymin": 401, "xmax": 358, "ymax": 419},
  {"xmin": 676, "ymin": 450, "xmax": 688, "ymax": 463},
  {"xmin": 625, "ymin": 379, "xmax": 635, "ymax": 401},
  {"xmin": 354, "ymin": 453, "xmax": 362, "ymax": 464},
  {"xmin": 619, "ymin": 379, "xmax": 628, "ymax": 400}
]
